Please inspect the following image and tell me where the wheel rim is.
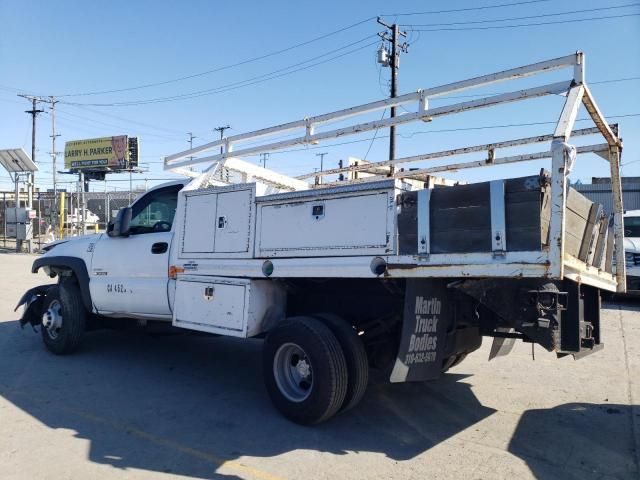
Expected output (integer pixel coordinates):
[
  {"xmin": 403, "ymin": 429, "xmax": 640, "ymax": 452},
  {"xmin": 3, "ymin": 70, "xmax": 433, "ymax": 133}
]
[
  {"xmin": 273, "ymin": 342, "xmax": 313, "ymax": 402},
  {"xmin": 42, "ymin": 299, "xmax": 63, "ymax": 339}
]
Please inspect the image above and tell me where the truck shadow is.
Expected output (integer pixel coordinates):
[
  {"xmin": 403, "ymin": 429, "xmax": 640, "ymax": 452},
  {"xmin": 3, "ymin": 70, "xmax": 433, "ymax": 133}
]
[
  {"xmin": 0, "ymin": 319, "xmax": 496, "ymax": 479},
  {"xmin": 13, "ymin": 322, "xmax": 640, "ymax": 479},
  {"xmin": 7, "ymin": 320, "xmax": 637, "ymax": 479},
  {"xmin": 508, "ymin": 403, "xmax": 639, "ymax": 479},
  {"xmin": 604, "ymin": 298, "xmax": 640, "ymax": 313}
]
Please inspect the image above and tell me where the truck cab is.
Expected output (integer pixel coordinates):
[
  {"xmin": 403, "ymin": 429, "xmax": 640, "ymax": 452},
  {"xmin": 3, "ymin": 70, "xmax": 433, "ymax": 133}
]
[
  {"xmin": 36, "ymin": 180, "xmax": 187, "ymax": 320},
  {"xmin": 91, "ymin": 180, "xmax": 186, "ymax": 318}
]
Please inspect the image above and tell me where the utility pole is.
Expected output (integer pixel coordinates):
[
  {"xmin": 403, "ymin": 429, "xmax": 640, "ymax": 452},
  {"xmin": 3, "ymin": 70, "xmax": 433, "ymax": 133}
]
[
  {"xmin": 49, "ymin": 97, "xmax": 60, "ymax": 232},
  {"xmin": 17, "ymin": 95, "xmax": 44, "ymax": 252},
  {"xmin": 187, "ymin": 132, "xmax": 197, "ymax": 171},
  {"xmin": 213, "ymin": 125, "xmax": 231, "ymax": 155},
  {"xmin": 19, "ymin": 95, "xmax": 44, "ymax": 209},
  {"xmin": 315, "ymin": 152, "xmax": 328, "ymax": 185},
  {"xmin": 214, "ymin": 125, "xmax": 231, "ymax": 180},
  {"xmin": 377, "ymin": 17, "xmax": 408, "ymax": 170},
  {"xmin": 260, "ymin": 153, "xmax": 269, "ymax": 168},
  {"xmin": 187, "ymin": 132, "xmax": 197, "ymax": 151}
]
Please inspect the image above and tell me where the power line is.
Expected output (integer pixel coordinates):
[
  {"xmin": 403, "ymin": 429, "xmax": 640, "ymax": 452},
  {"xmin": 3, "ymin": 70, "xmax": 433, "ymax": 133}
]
[
  {"xmin": 407, "ymin": 12, "xmax": 640, "ymax": 32},
  {"xmin": 53, "ymin": 107, "xmax": 185, "ymax": 139},
  {"xmin": 53, "ymin": 54, "xmax": 640, "ymax": 113},
  {"xmin": 52, "ymin": 18, "xmax": 376, "ymax": 98},
  {"xmin": 383, "ymin": 0, "xmax": 551, "ymax": 17},
  {"xmin": 250, "ymin": 113, "xmax": 640, "ymax": 157},
  {"xmin": 403, "ymin": 3, "xmax": 640, "ymax": 27},
  {"xmin": 44, "ymin": 115, "xmax": 187, "ymax": 146},
  {"xmin": 93, "ymin": 111, "xmax": 640, "ymax": 166},
  {"xmin": 65, "ymin": 105, "xmax": 187, "ymax": 135},
  {"xmin": 0, "ymin": 90, "xmax": 187, "ymax": 137},
  {"xmin": 61, "ymin": 37, "xmax": 379, "ymax": 107},
  {"xmin": 42, "ymin": 1, "xmax": 551, "ymax": 98},
  {"xmin": 364, "ymin": 109, "xmax": 387, "ymax": 160},
  {"xmin": 399, "ymin": 114, "xmax": 640, "ymax": 139},
  {"xmin": 431, "ymin": 76, "xmax": 640, "ymax": 101}
]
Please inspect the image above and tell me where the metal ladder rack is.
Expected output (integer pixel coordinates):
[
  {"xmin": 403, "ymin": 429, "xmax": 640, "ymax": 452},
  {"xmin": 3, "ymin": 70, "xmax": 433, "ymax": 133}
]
[{"xmin": 164, "ymin": 52, "xmax": 625, "ymax": 292}]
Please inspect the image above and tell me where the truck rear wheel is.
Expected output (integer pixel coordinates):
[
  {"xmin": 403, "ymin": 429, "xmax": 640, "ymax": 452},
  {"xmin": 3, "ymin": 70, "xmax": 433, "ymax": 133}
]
[
  {"xmin": 263, "ymin": 316, "xmax": 347, "ymax": 425},
  {"xmin": 41, "ymin": 281, "xmax": 87, "ymax": 355},
  {"xmin": 313, "ymin": 313, "xmax": 369, "ymax": 413}
]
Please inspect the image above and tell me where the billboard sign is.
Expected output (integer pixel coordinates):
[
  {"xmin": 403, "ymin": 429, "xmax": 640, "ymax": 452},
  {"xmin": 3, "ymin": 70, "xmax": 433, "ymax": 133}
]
[
  {"xmin": 128, "ymin": 136, "xmax": 139, "ymax": 169},
  {"xmin": 64, "ymin": 136, "xmax": 129, "ymax": 171}
]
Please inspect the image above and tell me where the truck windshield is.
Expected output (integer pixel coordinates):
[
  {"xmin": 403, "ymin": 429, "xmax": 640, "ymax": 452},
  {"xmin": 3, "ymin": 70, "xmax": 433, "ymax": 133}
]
[{"xmin": 625, "ymin": 216, "xmax": 640, "ymax": 237}]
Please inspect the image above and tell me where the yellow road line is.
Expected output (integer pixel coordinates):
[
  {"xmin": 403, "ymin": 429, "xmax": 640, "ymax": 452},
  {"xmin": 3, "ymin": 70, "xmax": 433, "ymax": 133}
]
[{"xmin": 3, "ymin": 388, "xmax": 285, "ymax": 480}]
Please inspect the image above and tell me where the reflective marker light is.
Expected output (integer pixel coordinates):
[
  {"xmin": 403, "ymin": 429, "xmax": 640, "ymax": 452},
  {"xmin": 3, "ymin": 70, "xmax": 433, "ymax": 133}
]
[
  {"xmin": 370, "ymin": 257, "xmax": 387, "ymax": 276},
  {"xmin": 262, "ymin": 260, "xmax": 274, "ymax": 277}
]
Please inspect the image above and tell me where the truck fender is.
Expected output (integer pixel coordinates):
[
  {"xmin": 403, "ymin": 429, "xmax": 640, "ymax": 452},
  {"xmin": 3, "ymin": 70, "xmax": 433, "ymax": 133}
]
[
  {"xmin": 15, "ymin": 284, "xmax": 56, "ymax": 329},
  {"xmin": 32, "ymin": 256, "xmax": 93, "ymax": 312}
]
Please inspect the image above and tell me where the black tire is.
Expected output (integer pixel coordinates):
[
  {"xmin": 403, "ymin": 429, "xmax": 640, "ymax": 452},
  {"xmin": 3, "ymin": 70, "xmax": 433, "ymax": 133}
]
[
  {"xmin": 263, "ymin": 316, "xmax": 347, "ymax": 425},
  {"xmin": 41, "ymin": 281, "xmax": 87, "ymax": 355},
  {"xmin": 312, "ymin": 313, "xmax": 368, "ymax": 413}
]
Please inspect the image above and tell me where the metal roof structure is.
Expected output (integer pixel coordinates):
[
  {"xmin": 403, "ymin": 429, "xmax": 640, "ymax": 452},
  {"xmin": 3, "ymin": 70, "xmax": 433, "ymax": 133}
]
[{"xmin": 0, "ymin": 148, "xmax": 38, "ymax": 173}]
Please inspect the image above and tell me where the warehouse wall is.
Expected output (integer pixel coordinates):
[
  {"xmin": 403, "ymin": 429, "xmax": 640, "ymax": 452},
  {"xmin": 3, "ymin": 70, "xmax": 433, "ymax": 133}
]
[{"xmin": 575, "ymin": 182, "xmax": 640, "ymax": 214}]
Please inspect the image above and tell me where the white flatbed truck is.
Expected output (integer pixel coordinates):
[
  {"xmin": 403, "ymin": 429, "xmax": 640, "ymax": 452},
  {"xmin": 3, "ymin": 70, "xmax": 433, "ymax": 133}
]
[{"xmin": 18, "ymin": 53, "xmax": 627, "ymax": 424}]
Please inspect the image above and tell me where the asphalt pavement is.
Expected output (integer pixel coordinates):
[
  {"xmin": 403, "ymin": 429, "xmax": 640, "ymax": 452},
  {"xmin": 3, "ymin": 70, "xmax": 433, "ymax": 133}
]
[{"xmin": 0, "ymin": 252, "xmax": 638, "ymax": 480}]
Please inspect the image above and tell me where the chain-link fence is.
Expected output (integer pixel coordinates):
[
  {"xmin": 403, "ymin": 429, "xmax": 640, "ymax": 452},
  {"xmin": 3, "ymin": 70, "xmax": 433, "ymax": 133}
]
[{"xmin": 0, "ymin": 190, "xmax": 143, "ymax": 252}]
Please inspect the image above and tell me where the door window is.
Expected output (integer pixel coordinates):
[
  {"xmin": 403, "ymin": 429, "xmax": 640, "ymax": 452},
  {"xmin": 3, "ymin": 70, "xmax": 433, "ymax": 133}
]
[{"xmin": 129, "ymin": 185, "xmax": 181, "ymax": 234}]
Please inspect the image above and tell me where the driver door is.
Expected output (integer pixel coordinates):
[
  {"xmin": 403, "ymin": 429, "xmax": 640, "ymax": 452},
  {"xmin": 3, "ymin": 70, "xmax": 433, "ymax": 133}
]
[{"xmin": 90, "ymin": 184, "xmax": 182, "ymax": 317}]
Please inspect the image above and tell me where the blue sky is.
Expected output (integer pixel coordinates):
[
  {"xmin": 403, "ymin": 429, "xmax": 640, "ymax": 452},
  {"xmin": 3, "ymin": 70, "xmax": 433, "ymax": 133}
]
[{"xmin": 0, "ymin": 0, "xmax": 638, "ymax": 192}]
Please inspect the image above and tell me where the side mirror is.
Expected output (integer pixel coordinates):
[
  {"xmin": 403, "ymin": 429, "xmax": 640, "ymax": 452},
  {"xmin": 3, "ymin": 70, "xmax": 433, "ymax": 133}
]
[{"xmin": 107, "ymin": 207, "xmax": 132, "ymax": 238}]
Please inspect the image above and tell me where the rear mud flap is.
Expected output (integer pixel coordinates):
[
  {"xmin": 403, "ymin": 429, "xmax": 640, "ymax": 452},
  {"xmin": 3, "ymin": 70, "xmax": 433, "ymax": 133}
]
[{"xmin": 390, "ymin": 279, "xmax": 451, "ymax": 382}]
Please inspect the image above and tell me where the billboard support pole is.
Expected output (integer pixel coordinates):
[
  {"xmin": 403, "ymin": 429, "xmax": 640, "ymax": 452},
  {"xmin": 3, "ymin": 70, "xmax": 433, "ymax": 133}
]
[
  {"xmin": 105, "ymin": 179, "xmax": 109, "ymax": 226},
  {"xmin": 58, "ymin": 191, "xmax": 64, "ymax": 239}
]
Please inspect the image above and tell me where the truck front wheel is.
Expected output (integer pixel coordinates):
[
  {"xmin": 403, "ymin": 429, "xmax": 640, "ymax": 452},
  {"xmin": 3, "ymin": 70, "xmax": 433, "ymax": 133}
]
[
  {"xmin": 263, "ymin": 316, "xmax": 347, "ymax": 425},
  {"xmin": 41, "ymin": 281, "xmax": 87, "ymax": 355}
]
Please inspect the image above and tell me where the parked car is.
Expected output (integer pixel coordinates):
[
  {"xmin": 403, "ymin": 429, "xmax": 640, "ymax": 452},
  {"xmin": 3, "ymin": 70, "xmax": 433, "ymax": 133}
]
[{"xmin": 624, "ymin": 210, "xmax": 640, "ymax": 291}]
